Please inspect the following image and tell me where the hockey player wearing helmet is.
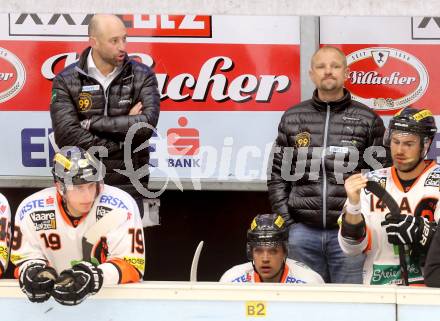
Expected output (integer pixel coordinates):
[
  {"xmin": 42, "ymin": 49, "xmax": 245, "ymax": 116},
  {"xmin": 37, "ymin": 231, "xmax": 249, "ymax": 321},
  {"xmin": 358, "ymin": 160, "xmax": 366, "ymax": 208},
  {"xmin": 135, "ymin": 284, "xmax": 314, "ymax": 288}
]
[
  {"xmin": 11, "ymin": 147, "xmax": 145, "ymax": 305},
  {"xmin": 384, "ymin": 107, "xmax": 437, "ymax": 173},
  {"xmin": 52, "ymin": 146, "xmax": 104, "ymax": 219},
  {"xmin": 220, "ymin": 214, "xmax": 324, "ymax": 284},
  {"xmin": 339, "ymin": 107, "xmax": 439, "ymax": 285}
]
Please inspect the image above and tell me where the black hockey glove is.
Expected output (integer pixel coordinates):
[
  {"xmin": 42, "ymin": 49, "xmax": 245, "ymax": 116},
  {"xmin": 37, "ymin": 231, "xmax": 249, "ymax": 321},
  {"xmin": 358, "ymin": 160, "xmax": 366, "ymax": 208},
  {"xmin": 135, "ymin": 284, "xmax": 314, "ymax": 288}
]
[
  {"xmin": 19, "ymin": 262, "xmax": 57, "ymax": 303},
  {"xmin": 52, "ymin": 261, "xmax": 103, "ymax": 306},
  {"xmin": 381, "ymin": 213, "xmax": 436, "ymax": 252}
]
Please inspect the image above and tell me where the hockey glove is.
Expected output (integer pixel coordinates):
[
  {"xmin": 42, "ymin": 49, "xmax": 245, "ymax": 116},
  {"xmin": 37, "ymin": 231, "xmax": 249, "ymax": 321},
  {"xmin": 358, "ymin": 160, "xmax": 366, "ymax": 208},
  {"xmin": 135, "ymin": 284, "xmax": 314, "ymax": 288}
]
[
  {"xmin": 52, "ymin": 261, "xmax": 103, "ymax": 306},
  {"xmin": 381, "ymin": 213, "xmax": 437, "ymax": 252},
  {"xmin": 19, "ymin": 262, "xmax": 57, "ymax": 303}
]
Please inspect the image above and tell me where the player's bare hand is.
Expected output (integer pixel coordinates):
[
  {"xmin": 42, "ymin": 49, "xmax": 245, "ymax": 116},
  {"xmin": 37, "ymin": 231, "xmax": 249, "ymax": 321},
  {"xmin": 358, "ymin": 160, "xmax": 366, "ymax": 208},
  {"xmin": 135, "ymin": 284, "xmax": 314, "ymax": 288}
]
[
  {"xmin": 129, "ymin": 102, "xmax": 143, "ymax": 115},
  {"xmin": 344, "ymin": 173, "xmax": 367, "ymax": 205}
]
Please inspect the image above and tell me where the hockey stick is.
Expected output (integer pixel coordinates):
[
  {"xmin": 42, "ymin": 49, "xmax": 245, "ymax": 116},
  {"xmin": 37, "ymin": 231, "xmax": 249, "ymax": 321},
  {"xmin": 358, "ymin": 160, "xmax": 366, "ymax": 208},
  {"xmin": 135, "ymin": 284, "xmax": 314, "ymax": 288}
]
[
  {"xmin": 82, "ymin": 208, "xmax": 128, "ymax": 262},
  {"xmin": 366, "ymin": 180, "xmax": 409, "ymax": 286},
  {"xmin": 190, "ymin": 241, "xmax": 204, "ymax": 282}
]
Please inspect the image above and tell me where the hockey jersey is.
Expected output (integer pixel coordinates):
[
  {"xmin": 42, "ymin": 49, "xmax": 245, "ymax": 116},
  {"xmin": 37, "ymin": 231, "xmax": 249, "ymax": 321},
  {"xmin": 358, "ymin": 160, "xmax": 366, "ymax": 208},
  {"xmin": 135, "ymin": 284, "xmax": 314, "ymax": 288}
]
[
  {"xmin": 0, "ymin": 193, "xmax": 11, "ymax": 277},
  {"xmin": 11, "ymin": 185, "xmax": 145, "ymax": 285},
  {"xmin": 339, "ymin": 161, "xmax": 440, "ymax": 285},
  {"xmin": 220, "ymin": 258, "xmax": 324, "ymax": 284}
]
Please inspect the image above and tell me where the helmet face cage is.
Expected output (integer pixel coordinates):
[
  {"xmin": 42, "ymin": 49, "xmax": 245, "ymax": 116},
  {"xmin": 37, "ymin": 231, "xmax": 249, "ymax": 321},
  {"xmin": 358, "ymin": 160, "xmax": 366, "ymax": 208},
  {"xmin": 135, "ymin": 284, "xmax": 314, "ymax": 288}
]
[
  {"xmin": 383, "ymin": 107, "xmax": 437, "ymax": 149},
  {"xmin": 246, "ymin": 241, "xmax": 288, "ymax": 261},
  {"xmin": 246, "ymin": 214, "xmax": 289, "ymax": 260},
  {"xmin": 52, "ymin": 147, "xmax": 104, "ymax": 190}
]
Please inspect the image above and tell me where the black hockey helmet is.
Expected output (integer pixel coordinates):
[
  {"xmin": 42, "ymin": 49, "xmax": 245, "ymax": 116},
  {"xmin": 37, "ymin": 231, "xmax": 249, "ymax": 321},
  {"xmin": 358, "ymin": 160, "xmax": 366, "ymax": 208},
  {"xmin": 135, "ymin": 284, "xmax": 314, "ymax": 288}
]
[
  {"xmin": 246, "ymin": 214, "xmax": 289, "ymax": 260},
  {"xmin": 52, "ymin": 146, "xmax": 104, "ymax": 189},
  {"xmin": 384, "ymin": 107, "xmax": 437, "ymax": 147}
]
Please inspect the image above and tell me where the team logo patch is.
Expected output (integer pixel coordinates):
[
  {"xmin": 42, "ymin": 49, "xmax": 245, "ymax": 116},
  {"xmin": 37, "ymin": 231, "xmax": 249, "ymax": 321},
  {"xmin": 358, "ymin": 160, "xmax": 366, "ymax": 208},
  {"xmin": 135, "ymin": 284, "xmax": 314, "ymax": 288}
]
[
  {"xmin": 414, "ymin": 198, "xmax": 438, "ymax": 222},
  {"xmin": 30, "ymin": 210, "xmax": 56, "ymax": 231},
  {"xmin": 294, "ymin": 131, "xmax": 311, "ymax": 147},
  {"xmin": 78, "ymin": 92, "xmax": 92, "ymax": 112},
  {"xmin": 96, "ymin": 205, "xmax": 112, "ymax": 221}
]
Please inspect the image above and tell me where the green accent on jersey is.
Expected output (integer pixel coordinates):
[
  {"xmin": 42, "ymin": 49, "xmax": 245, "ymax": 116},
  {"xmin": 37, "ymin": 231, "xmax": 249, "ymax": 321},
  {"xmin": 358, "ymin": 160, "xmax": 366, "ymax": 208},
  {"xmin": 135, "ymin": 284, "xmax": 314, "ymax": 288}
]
[
  {"xmin": 50, "ymin": 89, "xmax": 57, "ymax": 104},
  {"xmin": 370, "ymin": 263, "xmax": 424, "ymax": 285},
  {"xmin": 70, "ymin": 257, "xmax": 99, "ymax": 267},
  {"xmin": 392, "ymin": 244, "xmax": 411, "ymax": 256}
]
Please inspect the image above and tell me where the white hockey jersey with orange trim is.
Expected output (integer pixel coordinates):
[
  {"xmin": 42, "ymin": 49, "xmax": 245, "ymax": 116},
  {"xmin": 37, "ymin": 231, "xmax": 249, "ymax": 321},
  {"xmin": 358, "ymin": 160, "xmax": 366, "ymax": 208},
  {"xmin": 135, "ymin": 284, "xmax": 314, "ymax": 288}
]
[
  {"xmin": 338, "ymin": 161, "xmax": 440, "ymax": 285},
  {"xmin": 219, "ymin": 258, "xmax": 324, "ymax": 284},
  {"xmin": 11, "ymin": 185, "xmax": 145, "ymax": 285},
  {"xmin": 0, "ymin": 193, "xmax": 11, "ymax": 277}
]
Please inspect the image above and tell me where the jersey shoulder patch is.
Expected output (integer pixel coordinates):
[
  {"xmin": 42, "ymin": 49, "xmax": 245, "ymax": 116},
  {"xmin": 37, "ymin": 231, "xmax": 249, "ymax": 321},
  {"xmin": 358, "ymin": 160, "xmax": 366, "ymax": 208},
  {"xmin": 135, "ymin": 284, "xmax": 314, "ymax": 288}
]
[{"xmin": 425, "ymin": 166, "xmax": 440, "ymax": 187}]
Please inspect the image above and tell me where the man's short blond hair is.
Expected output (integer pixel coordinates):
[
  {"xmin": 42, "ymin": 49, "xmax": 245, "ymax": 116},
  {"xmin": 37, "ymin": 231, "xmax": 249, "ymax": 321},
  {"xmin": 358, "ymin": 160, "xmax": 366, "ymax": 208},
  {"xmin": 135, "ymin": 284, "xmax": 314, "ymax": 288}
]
[{"xmin": 310, "ymin": 46, "xmax": 347, "ymax": 68}]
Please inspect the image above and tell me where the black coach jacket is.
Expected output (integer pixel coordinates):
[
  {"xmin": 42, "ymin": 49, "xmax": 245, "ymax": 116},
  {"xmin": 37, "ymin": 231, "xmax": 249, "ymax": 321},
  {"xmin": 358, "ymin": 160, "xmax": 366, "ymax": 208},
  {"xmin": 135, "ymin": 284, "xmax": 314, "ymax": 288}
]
[
  {"xmin": 268, "ymin": 89, "xmax": 387, "ymax": 229},
  {"xmin": 50, "ymin": 47, "xmax": 160, "ymax": 187}
]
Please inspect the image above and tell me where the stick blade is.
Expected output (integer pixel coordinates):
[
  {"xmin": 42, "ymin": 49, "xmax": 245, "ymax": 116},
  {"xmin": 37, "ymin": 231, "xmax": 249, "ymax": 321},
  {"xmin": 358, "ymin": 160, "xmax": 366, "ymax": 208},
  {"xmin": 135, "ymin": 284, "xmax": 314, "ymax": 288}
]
[{"xmin": 190, "ymin": 241, "xmax": 204, "ymax": 282}]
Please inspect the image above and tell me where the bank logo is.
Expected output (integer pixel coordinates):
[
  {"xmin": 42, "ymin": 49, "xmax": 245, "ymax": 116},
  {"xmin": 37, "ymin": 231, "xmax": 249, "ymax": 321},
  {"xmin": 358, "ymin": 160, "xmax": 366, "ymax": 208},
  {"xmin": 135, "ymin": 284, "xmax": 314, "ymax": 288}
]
[
  {"xmin": 167, "ymin": 117, "xmax": 201, "ymax": 168},
  {"xmin": 167, "ymin": 116, "xmax": 200, "ymax": 156}
]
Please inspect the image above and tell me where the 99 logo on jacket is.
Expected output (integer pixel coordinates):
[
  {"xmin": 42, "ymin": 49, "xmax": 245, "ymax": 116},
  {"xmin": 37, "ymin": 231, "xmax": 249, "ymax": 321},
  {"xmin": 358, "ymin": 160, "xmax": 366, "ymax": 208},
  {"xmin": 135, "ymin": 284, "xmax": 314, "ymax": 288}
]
[
  {"xmin": 294, "ymin": 132, "xmax": 311, "ymax": 147},
  {"xmin": 78, "ymin": 92, "xmax": 92, "ymax": 112}
]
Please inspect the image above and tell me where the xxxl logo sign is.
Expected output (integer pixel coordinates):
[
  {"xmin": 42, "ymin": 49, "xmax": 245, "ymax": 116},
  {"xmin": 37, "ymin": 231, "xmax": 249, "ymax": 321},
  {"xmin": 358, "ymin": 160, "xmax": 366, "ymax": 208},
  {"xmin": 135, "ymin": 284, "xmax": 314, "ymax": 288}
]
[
  {"xmin": 412, "ymin": 17, "xmax": 440, "ymax": 39},
  {"xmin": 9, "ymin": 14, "xmax": 90, "ymax": 36},
  {"xmin": 9, "ymin": 13, "xmax": 211, "ymax": 37}
]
